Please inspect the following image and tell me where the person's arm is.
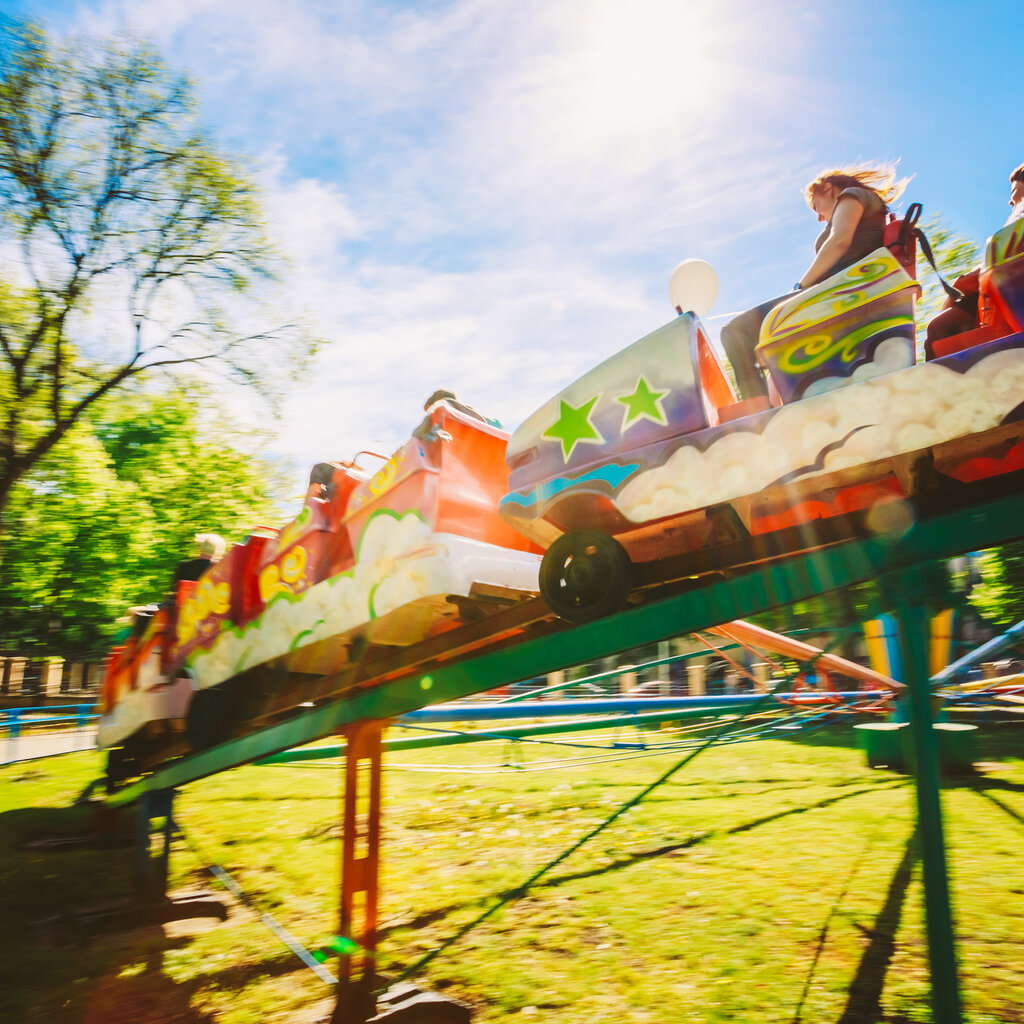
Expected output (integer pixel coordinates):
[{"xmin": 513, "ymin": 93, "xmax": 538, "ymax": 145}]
[{"xmin": 797, "ymin": 195, "xmax": 864, "ymax": 289}]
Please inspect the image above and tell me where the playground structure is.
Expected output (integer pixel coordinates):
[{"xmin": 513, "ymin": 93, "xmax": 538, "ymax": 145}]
[
  {"xmin": 253, "ymin": 619, "xmax": 905, "ymax": 771},
  {"xmin": 90, "ymin": 201, "xmax": 1024, "ymax": 1023}
]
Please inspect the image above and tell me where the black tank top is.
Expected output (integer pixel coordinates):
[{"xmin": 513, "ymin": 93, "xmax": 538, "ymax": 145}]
[{"xmin": 813, "ymin": 186, "xmax": 888, "ymax": 277}]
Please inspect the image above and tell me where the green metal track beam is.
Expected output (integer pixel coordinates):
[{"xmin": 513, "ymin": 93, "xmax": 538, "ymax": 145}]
[
  {"xmin": 106, "ymin": 487, "xmax": 1024, "ymax": 807},
  {"xmin": 256, "ymin": 699, "xmax": 778, "ymax": 763},
  {"xmin": 892, "ymin": 578, "xmax": 964, "ymax": 1022}
]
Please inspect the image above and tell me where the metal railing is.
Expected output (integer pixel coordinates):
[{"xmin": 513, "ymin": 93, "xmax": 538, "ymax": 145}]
[{"xmin": 0, "ymin": 703, "xmax": 99, "ymax": 765}]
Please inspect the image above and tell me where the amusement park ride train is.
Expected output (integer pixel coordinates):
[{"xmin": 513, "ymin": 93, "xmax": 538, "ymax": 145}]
[{"xmin": 99, "ymin": 203, "xmax": 1024, "ymax": 783}]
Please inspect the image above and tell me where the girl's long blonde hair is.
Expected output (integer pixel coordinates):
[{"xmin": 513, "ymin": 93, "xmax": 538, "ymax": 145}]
[{"xmin": 804, "ymin": 162, "xmax": 910, "ymax": 207}]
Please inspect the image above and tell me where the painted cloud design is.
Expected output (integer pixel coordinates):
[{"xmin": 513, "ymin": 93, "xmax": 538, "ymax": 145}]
[
  {"xmin": 617, "ymin": 347, "xmax": 1024, "ymax": 523},
  {"xmin": 189, "ymin": 511, "xmax": 460, "ymax": 690}
]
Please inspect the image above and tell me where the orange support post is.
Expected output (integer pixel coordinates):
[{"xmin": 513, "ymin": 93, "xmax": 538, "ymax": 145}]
[{"xmin": 332, "ymin": 719, "xmax": 386, "ymax": 1024}]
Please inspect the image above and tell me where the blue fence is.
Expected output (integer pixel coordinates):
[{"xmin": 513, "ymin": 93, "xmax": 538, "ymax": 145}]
[{"xmin": 0, "ymin": 704, "xmax": 99, "ymax": 765}]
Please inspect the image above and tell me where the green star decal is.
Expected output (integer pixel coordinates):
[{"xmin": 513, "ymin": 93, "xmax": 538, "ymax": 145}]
[
  {"xmin": 616, "ymin": 376, "xmax": 669, "ymax": 431},
  {"xmin": 541, "ymin": 396, "xmax": 605, "ymax": 460}
]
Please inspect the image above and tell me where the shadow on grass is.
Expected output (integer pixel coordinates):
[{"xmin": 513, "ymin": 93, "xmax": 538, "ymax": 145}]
[
  {"xmin": 189, "ymin": 949, "xmax": 307, "ymax": 991},
  {"xmin": 392, "ymin": 777, "xmax": 895, "ymax": 835},
  {"xmin": 381, "ymin": 779, "xmax": 907, "ymax": 937},
  {"xmin": 962, "ymin": 772, "xmax": 1024, "ymax": 794},
  {"xmin": 767, "ymin": 721, "xmax": 864, "ymax": 751},
  {"xmin": 65, "ymin": 944, "xmax": 219, "ymax": 1024},
  {"xmin": 0, "ymin": 801, "xmax": 223, "ymax": 1024},
  {"xmin": 725, "ymin": 780, "xmax": 907, "ymax": 837},
  {"xmin": 653, "ymin": 775, "xmax": 885, "ymax": 799},
  {"xmin": 788, "ymin": 825, "xmax": 917, "ymax": 1024},
  {"xmin": 836, "ymin": 835, "xmax": 917, "ymax": 1024},
  {"xmin": 196, "ymin": 790, "xmax": 338, "ymax": 803},
  {"xmin": 967, "ymin": 783, "xmax": 1024, "ymax": 832}
]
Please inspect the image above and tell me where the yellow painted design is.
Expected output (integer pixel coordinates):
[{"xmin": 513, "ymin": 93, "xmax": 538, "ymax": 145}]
[
  {"xmin": 177, "ymin": 577, "xmax": 231, "ymax": 646},
  {"xmin": 929, "ymin": 608, "xmax": 957, "ymax": 678},
  {"xmin": 281, "ymin": 546, "xmax": 307, "ymax": 583},
  {"xmin": 760, "ymin": 251, "xmax": 913, "ymax": 343},
  {"xmin": 863, "ymin": 618, "xmax": 893, "ymax": 677},
  {"xmin": 986, "ymin": 218, "xmax": 1024, "ymax": 268},
  {"xmin": 277, "ymin": 505, "xmax": 312, "ymax": 554},
  {"xmin": 369, "ymin": 452, "xmax": 403, "ymax": 496},
  {"xmin": 772, "ymin": 317, "xmax": 909, "ymax": 376},
  {"xmin": 259, "ymin": 545, "xmax": 309, "ymax": 603}
]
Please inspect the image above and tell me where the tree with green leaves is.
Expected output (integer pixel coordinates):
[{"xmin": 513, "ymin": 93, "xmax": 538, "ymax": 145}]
[
  {"xmin": 966, "ymin": 544, "xmax": 1024, "ymax": 629},
  {"xmin": 0, "ymin": 21, "xmax": 311, "ymax": 523},
  {"xmin": 913, "ymin": 215, "xmax": 980, "ymax": 355},
  {"xmin": 0, "ymin": 385, "xmax": 290, "ymax": 658}
]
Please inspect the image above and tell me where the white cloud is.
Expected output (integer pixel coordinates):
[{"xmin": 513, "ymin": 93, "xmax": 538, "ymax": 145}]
[
  {"xmin": 260, "ymin": 154, "xmax": 364, "ymax": 262},
  {"xmin": 39, "ymin": 0, "xmax": 826, "ymax": 480},
  {"xmin": 68, "ymin": 0, "xmax": 817, "ymax": 244}
]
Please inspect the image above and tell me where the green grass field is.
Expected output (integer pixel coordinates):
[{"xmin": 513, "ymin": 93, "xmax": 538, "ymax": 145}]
[{"xmin": 2, "ymin": 720, "xmax": 1024, "ymax": 1023}]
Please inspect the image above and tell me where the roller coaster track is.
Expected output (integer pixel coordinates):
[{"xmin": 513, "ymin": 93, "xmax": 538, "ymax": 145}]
[{"xmin": 106, "ymin": 473, "xmax": 1024, "ymax": 808}]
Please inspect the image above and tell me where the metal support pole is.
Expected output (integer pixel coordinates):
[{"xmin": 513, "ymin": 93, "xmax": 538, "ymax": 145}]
[
  {"xmin": 332, "ymin": 720, "xmax": 385, "ymax": 1024},
  {"xmin": 890, "ymin": 575, "xmax": 962, "ymax": 1024},
  {"xmin": 2, "ymin": 709, "xmax": 20, "ymax": 765},
  {"xmin": 134, "ymin": 788, "xmax": 176, "ymax": 902}
]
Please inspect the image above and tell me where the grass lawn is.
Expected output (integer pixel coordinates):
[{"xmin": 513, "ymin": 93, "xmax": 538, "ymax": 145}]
[{"xmin": 2, "ymin": 720, "xmax": 1024, "ymax": 1023}]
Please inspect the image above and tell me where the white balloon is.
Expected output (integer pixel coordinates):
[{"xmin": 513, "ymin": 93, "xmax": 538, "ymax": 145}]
[{"xmin": 668, "ymin": 258, "xmax": 719, "ymax": 318}]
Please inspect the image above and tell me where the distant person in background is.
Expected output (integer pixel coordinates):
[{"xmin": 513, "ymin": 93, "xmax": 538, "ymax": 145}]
[
  {"xmin": 1010, "ymin": 162, "xmax": 1024, "ymax": 222},
  {"xmin": 306, "ymin": 461, "xmax": 340, "ymax": 502},
  {"xmin": 721, "ymin": 164, "xmax": 909, "ymax": 401},
  {"xmin": 413, "ymin": 389, "xmax": 498, "ymax": 441},
  {"xmin": 112, "ymin": 605, "xmax": 155, "ymax": 644},
  {"xmin": 170, "ymin": 533, "xmax": 225, "ymax": 597},
  {"xmin": 925, "ymin": 162, "xmax": 1024, "ymax": 356}
]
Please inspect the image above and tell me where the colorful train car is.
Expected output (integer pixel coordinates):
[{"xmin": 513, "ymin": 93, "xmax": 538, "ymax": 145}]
[
  {"xmin": 99, "ymin": 206, "xmax": 1024, "ymax": 780},
  {"xmin": 98, "ymin": 401, "xmax": 543, "ymax": 780},
  {"xmin": 500, "ymin": 212, "xmax": 1024, "ymax": 621}
]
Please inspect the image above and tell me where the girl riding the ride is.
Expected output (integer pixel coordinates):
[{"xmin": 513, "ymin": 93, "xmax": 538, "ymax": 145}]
[{"xmin": 721, "ymin": 163, "xmax": 909, "ymax": 401}]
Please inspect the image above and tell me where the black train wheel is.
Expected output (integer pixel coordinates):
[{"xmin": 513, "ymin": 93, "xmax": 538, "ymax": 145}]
[{"xmin": 539, "ymin": 530, "xmax": 633, "ymax": 624}]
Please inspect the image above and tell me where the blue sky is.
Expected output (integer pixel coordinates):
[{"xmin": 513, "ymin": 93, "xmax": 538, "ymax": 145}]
[{"xmin": 7, "ymin": 0, "xmax": 1022, "ymax": 490}]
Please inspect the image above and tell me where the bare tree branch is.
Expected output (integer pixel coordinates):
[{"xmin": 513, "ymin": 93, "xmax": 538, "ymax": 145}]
[{"xmin": 0, "ymin": 21, "xmax": 315, "ymax": 521}]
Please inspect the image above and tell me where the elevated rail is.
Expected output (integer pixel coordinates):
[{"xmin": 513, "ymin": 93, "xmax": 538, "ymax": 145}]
[
  {"xmin": 106, "ymin": 482, "xmax": 1024, "ymax": 807},
  {"xmin": 98, "ymin": 479, "xmax": 1024, "ymax": 1024}
]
